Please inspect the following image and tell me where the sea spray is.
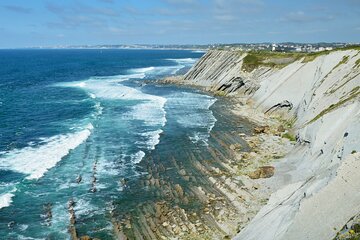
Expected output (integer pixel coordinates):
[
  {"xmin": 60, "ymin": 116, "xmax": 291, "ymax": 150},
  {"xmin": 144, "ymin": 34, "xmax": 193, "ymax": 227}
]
[{"xmin": 0, "ymin": 124, "xmax": 94, "ymax": 180}]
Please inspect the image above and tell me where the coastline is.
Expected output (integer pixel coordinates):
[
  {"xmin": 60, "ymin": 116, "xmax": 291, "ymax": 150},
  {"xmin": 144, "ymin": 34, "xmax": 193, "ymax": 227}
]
[
  {"xmin": 67, "ymin": 81, "xmax": 293, "ymax": 240},
  {"xmin": 158, "ymin": 48, "xmax": 360, "ymax": 240},
  {"xmin": 3, "ymin": 47, "xmax": 357, "ymax": 239},
  {"xmin": 72, "ymin": 47, "xmax": 359, "ymax": 239},
  {"xmin": 149, "ymin": 77, "xmax": 295, "ymax": 239}
]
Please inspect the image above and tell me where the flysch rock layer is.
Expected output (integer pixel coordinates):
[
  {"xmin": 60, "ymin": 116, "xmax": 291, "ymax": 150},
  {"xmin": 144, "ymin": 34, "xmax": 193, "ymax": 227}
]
[{"xmin": 182, "ymin": 49, "xmax": 360, "ymax": 240}]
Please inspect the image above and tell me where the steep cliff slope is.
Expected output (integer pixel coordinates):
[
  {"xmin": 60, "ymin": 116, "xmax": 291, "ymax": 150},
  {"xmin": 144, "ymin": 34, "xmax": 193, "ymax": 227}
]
[{"xmin": 184, "ymin": 49, "xmax": 360, "ymax": 240}]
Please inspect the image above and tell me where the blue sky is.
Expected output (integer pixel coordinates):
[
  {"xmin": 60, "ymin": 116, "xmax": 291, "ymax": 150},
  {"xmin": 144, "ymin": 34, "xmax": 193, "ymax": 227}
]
[{"xmin": 0, "ymin": 0, "xmax": 359, "ymax": 48}]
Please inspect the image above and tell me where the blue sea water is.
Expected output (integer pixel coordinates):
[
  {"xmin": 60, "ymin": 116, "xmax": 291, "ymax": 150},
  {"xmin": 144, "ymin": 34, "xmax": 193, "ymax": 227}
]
[{"xmin": 0, "ymin": 49, "xmax": 219, "ymax": 238}]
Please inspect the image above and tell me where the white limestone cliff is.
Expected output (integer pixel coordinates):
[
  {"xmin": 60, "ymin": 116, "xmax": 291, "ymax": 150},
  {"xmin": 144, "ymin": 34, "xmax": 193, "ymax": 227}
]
[{"xmin": 185, "ymin": 49, "xmax": 360, "ymax": 240}]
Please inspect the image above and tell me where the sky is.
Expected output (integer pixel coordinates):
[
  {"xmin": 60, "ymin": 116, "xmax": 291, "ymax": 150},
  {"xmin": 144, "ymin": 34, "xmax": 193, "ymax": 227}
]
[{"xmin": 0, "ymin": 0, "xmax": 359, "ymax": 48}]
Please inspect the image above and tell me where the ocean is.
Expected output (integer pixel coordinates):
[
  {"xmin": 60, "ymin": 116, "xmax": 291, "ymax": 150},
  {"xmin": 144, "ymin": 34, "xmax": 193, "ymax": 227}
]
[{"xmin": 0, "ymin": 49, "xmax": 224, "ymax": 239}]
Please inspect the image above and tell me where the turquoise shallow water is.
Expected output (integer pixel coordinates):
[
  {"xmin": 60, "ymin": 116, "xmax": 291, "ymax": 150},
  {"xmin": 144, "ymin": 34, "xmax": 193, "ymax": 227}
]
[{"xmin": 0, "ymin": 49, "xmax": 224, "ymax": 239}]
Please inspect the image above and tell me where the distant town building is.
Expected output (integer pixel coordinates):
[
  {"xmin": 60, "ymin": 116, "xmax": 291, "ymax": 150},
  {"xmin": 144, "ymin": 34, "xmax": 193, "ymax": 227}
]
[{"xmin": 272, "ymin": 44, "xmax": 277, "ymax": 51}]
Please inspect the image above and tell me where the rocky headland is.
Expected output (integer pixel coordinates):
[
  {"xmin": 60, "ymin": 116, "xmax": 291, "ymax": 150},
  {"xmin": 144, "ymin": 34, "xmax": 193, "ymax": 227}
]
[{"xmin": 161, "ymin": 47, "xmax": 360, "ymax": 240}]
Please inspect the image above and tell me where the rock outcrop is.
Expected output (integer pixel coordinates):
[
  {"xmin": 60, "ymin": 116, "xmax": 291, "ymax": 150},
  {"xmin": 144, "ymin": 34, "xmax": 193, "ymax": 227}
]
[
  {"xmin": 184, "ymin": 48, "xmax": 360, "ymax": 240},
  {"xmin": 184, "ymin": 50, "xmax": 263, "ymax": 94}
]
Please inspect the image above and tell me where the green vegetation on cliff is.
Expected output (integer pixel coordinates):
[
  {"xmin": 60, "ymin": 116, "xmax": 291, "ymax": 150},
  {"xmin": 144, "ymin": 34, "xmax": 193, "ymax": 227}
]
[
  {"xmin": 241, "ymin": 46, "xmax": 360, "ymax": 72},
  {"xmin": 307, "ymin": 86, "xmax": 360, "ymax": 125},
  {"xmin": 355, "ymin": 59, "xmax": 360, "ymax": 68},
  {"xmin": 241, "ymin": 51, "xmax": 300, "ymax": 72},
  {"xmin": 241, "ymin": 50, "xmax": 330, "ymax": 72}
]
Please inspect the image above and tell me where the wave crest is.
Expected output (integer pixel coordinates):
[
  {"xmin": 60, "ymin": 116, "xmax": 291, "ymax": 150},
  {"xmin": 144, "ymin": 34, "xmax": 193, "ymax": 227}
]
[{"xmin": 0, "ymin": 124, "xmax": 93, "ymax": 180}]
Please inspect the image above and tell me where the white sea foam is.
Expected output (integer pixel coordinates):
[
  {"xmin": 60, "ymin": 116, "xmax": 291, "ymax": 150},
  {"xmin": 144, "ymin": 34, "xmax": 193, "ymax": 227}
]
[
  {"xmin": 168, "ymin": 92, "xmax": 217, "ymax": 144},
  {"xmin": 19, "ymin": 224, "xmax": 29, "ymax": 231},
  {"xmin": 130, "ymin": 100, "xmax": 167, "ymax": 126},
  {"xmin": 65, "ymin": 78, "xmax": 166, "ymax": 106},
  {"xmin": 137, "ymin": 129, "xmax": 163, "ymax": 150},
  {"xmin": 0, "ymin": 183, "xmax": 16, "ymax": 209},
  {"xmin": 0, "ymin": 192, "xmax": 14, "ymax": 209},
  {"xmin": 167, "ymin": 58, "xmax": 198, "ymax": 65},
  {"xmin": 59, "ymin": 75, "xmax": 167, "ymax": 165},
  {"xmin": 74, "ymin": 82, "xmax": 86, "ymax": 87},
  {"xmin": 173, "ymin": 92, "xmax": 216, "ymax": 127},
  {"xmin": 93, "ymin": 73, "xmax": 146, "ymax": 82},
  {"xmin": 130, "ymin": 66, "xmax": 155, "ymax": 74},
  {"xmin": 0, "ymin": 124, "xmax": 93, "ymax": 180},
  {"xmin": 50, "ymin": 202, "xmax": 73, "ymax": 235},
  {"xmin": 58, "ymin": 73, "xmax": 146, "ymax": 90},
  {"xmin": 73, "ymin": 199, "xmax": 102, "ymax": 217},
  {"xmin": 129, "ymin": 65, "xmax": 185, "ymax": 76},
  {"xmin": 93, "ymin": 102, "xmax": 103, "ymax": 117},
  {"xmin": 18, "ymin": 235, "xmax": 42, "ymax": 240},
  {"xmin": 131, "ymin": 151, "xmax": 145, "ymax": 164},
  {"xmin": 70, "ymin": 79, "xmax": 168, "ymax": 131}
]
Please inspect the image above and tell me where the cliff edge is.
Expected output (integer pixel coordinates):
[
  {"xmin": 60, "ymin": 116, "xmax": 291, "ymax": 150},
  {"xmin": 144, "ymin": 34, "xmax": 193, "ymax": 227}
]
[{"xmin": 184, "ymin": 48, "xmax": 360, "ymax": 240}]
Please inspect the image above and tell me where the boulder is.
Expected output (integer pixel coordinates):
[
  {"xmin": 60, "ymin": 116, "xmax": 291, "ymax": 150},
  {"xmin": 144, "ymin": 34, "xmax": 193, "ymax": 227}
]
[
  {"xmin": 254, "ymin": 126, "xmax": 270, "ymax": 134},
  {"xmin": 248, "ymin": 166, "xmax": 275, "ymax": 179},
  {"xmin": 277, "ymin": 125, "xmax": 286, "ymax": 133}
]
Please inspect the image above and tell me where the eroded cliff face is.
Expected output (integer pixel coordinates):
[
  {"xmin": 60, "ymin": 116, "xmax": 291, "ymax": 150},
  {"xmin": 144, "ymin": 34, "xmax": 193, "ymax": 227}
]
[
  {"xmin": 185, "ymin": 49, "xmax": 360, "ymax": 240},
  {"xmin": 184, "ymin": 50, "xmax": 263, "ymax": 95}
]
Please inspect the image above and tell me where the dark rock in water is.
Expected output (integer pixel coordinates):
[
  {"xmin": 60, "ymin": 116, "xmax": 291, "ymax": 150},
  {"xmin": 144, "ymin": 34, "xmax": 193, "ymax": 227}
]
[
  {"xmin": 76, "ymin": 175, "xmax": 82, "ymax": 184},
  {"xmin": 42, "ymin": 203, "xmax": 53, "ymax": 226},
  {"xmin": 7, "ymin": 221, "xmax": 15, "ymax": 229},
  {"xmin": 69, "ymin": 210, "xmax": 76, "ymax": 225},
  {"xmin": 120, "ymin": 178, "xmax": 128, "ymax": 189},
  {"xmin": 344, "ymin": 132, "xmax": 349, "ymax": 137},
  {"xmin": 248, "ymin": 166, "xmax": 275, "ymax": 179},
  {"xmin": 68, "ymin": 199, "xmax": 75, "ymax": 209}
]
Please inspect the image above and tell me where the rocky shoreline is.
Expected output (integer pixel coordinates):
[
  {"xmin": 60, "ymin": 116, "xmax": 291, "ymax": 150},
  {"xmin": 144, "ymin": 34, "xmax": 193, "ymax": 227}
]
[
  {"xmin": 65, "ymin": 91, "xmax": 293, "ymax": 240},
  {"xmin": 59, "ymin": 85, "xmax": 292, "ymax": 239},
  {"xmin": 64, "ymin": 83, "xmax": 294, "ymax": 240},
  {"xmin": 69, "ymin": 47, "xmax": 359, "ymax": 239},
  {"xmin": 166, "ymin": 49, "xmax": 360, "ymax": 240},
  {"xmin": 145, "ymin": 78, "xmax": 294, "ymax": 239}
]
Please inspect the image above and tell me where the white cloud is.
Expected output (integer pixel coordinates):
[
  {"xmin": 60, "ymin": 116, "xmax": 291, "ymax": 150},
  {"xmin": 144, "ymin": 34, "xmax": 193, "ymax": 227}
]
[{"xmin": 281, "ymin": 10, "xmax": 335, "ymax": 23}]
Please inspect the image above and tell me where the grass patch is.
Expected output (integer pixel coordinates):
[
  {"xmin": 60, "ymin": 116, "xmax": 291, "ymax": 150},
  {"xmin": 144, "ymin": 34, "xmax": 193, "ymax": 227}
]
[
  {"xmin": 273, "ymin": 116, "xmax": 297, "ymax": 129},
  {"xmin": 328, "ymin": 72, "xmax": 360, "ymax": 94},
  {"xmin": 307, "ymin": 86, "xmax": 360, "ymax": 124},
  {"xmin": 284, "ymin": 117, "xmax": 297, "ymax": 129},
  {"xmin": 322, "ymin": 55, "xmax": 350, "ymax": 93},
  {"xmin": 301, "ymin": 51, "xmax": 331, "ymax": 63},
  {"xmin": 213, "ymin": 90, "xmax": 227, "ymax": 96},
  {"xmin": 355, "ymin": 58, "xmax": 360, "ymax": 68},
  {"xmin": 242, "ymin": 54, "xmax": 262, "ymax": 72},
  {"xmin": 282, "ymin": 132, "xmax": 296, "ymax": 142},
  {"xmin": 335, "ymin": 55, "xmax": 350, "ymax": 68},
  {"xmin": 240, "ymin": 46, "xmax": 360, "ymax": 72},
  {"xmin": 241, "ymin": 51, "xmax": 302, "ymax": 72}
]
